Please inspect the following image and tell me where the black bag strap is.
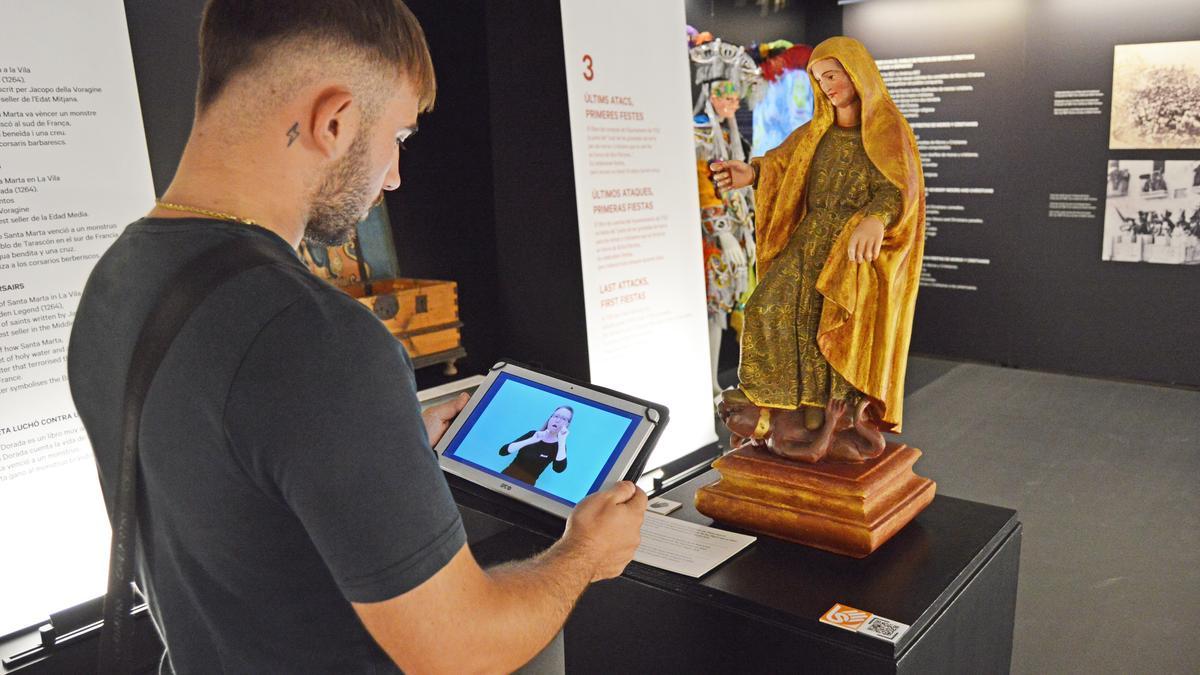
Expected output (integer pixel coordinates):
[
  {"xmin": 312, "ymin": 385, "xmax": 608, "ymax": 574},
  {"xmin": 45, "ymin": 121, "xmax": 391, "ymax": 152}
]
[{"xmin": 98, "ymin": 234, "xmax": 296, "ymax": 674}]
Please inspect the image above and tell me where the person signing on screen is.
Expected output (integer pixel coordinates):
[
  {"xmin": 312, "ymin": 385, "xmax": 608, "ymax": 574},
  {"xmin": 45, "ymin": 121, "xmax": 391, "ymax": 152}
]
[{"xmin": 500, "ymin": 406, "xmax": 573, "ymax": 485}]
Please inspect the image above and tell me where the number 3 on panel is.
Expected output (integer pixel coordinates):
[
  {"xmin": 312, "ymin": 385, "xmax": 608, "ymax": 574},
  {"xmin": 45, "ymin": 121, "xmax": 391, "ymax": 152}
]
[{"xmin": 582, "ymin": 54, "xmax": 594, "ymax": 81}]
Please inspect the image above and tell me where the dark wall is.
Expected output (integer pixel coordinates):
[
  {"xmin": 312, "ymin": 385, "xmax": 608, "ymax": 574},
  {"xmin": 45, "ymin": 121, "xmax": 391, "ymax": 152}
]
[
  {"xmin": 124, "ymin": 0, "xmax": 207, "ymax": 195},
  {"xmin": 848, "ymin": 1, "xmax": 1030, "ymax": 368},
  {"xmin": 845, "ymin": 0, "xmax": 1200, "ymax": 387},
  {"xmin": 398, "ymin": 1, "xmax": 591, "ymax": 387},
  {"xmin": 1014, "ymin": 0, "xmax": 1200, "ymax": 387},
  {"xmin": 684, "ymin": 0, "xmax": 843, "ymax": 48},
  {"xmin": 393, "ymin": 2, "xmax": 504, "ymax": 387},
  {"xmin": 685, "ymin": 0, "xmax": 807, "ymax": 45},
  {"xmin": 804, "ymin": 0, "xmax": 843, "ymax": 46},
  {"xmin": 482, "ymin": 0, "xmax": 590, "ymax": 381}
]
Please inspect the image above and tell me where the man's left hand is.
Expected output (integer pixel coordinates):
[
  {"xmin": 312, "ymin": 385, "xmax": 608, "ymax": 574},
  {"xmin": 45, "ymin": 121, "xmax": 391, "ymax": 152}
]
[
  {"xmin": 848, "ymin": 216, "xmax": 885, "ymax": 263},
  {"xmin": 422, "ymin": 392, "xmax": 469, "ymax": 446}
]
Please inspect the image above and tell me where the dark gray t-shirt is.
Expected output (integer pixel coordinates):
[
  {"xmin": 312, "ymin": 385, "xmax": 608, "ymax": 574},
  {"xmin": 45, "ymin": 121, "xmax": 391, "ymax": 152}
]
[{"xmin": 68, "ymin": 218, "xmax": 466, "ymax": 673}]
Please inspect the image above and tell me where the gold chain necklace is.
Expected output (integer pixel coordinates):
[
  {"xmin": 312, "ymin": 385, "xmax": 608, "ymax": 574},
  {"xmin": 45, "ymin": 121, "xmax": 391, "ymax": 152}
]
[{"xmin": 155, "ymin": 200, "xmax": 259, "ymax": 226}]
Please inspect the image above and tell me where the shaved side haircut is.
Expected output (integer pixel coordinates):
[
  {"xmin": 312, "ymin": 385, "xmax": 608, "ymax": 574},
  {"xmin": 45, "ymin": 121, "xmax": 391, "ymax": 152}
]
[{"xmin": 197, "ymin": 0, "xmax": 436, "ymax": 115}]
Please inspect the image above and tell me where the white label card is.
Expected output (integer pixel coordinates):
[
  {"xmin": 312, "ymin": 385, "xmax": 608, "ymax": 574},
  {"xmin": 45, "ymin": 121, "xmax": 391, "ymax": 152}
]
[
  {"xmin": 633, "ymin": 512, "xmax": 755, "ymax": 577},
  {"xmin": 646, "ymin": 497, "xmax": 682, "ymax": 515}
]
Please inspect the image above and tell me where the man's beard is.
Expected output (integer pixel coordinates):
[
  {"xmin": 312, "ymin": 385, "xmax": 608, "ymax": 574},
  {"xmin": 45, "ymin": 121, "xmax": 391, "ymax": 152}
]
[{"xmin": 303, "ymin": 132, "xmax": 377, "ymax": 247}]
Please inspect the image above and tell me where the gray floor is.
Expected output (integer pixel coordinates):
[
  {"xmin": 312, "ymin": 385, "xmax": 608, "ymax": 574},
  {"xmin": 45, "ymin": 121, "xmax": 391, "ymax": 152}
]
[{"xmin": 899, "ymin": 356, "xmax": 1200, "ymax": 674}]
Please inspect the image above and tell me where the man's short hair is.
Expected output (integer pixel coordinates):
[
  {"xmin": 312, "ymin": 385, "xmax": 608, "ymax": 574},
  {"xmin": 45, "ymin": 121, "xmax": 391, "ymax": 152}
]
[{"xmin": 197, "ymin": 0, "xmax": 435, "ymax": 113}]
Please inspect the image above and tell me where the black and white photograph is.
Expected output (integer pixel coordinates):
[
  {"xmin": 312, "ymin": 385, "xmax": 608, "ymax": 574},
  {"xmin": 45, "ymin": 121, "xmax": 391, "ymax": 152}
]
[
  {"xmin": 1109, "ymin": 40, "xmax": 1200, "ymax": 150},
  {"xmin": 1102, "ymin": 159, "xmax": 1200, "ymax": 264}
]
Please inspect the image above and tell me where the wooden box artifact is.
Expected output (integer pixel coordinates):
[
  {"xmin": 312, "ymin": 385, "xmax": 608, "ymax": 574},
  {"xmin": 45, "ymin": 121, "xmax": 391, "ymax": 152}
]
[
  {"xmin": 339, "ymin": 278, "xmax": 465, "ymax": 374},
  {"xmin": 298, "ymin": 231, "xmax": 465, "ymax": 375}
]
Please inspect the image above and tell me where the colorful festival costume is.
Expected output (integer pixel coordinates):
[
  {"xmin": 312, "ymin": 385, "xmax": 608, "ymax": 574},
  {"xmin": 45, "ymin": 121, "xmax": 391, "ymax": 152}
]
[{"xmin": 690, "ymin": 39, "xmax": 762, "ymax": 330}]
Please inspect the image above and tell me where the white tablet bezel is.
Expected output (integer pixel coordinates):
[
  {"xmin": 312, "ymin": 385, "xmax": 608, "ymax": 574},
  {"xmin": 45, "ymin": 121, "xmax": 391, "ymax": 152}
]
[{"xmin": 434, "ymin": 362, "xmax": 658, "ymax": 519}]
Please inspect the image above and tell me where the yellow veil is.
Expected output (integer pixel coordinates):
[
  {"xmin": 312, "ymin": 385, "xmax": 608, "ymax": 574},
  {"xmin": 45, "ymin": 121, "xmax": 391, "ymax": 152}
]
[{"xmin": 750, "ymin": 36, "xmax": 924, "ymax": 431}]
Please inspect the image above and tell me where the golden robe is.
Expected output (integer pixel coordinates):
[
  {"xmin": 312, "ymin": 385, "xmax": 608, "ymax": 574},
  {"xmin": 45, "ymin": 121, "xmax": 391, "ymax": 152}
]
[
  {"xmin": 740, "ymin": 125, "xmax": 901, "ymax": 412},
  {"xmin": 741, "ymin": 37, "xmax": 925, "ymax": 432}
]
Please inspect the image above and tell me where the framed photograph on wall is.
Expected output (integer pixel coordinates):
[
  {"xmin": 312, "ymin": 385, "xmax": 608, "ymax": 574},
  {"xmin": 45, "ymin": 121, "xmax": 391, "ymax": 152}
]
[
  {"xmin": 1101, "ymin": 159, "xmax": 1200, "ymax": 264},
  {"xmin": 1109, "ymin": 40, "xmax": 1200, "ymax": 150}
]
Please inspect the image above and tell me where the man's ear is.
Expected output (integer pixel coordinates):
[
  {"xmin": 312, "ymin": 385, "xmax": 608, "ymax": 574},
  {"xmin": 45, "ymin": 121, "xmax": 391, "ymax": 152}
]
[{"xmin": 307, "ymin": 85, "xmax": 358, "ymax": 159}]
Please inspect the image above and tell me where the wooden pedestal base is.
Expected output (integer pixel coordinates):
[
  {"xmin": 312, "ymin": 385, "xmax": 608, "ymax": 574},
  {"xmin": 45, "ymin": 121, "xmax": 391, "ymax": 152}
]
[{"xmin": 695, "ymin": 443, "xmax": 935, "ymax": 558}]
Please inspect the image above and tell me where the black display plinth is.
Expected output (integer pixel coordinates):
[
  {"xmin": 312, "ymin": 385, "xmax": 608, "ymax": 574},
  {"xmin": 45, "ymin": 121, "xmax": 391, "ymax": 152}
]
[{"xmin": 449, "ymin": 469, "xmax": 1021, "ymax": 674}]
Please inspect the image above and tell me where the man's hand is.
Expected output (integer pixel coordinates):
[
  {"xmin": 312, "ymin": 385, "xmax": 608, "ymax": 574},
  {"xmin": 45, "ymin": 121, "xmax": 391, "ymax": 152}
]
[
  {"xmin": 562, "ymin": 481, "xmax": 647, "ymax": 582},
  {"xmin": 710, "ymin": 160, "xmax": 754, "ymax": 191},
  {"xmin": 848, "ymin": 215, "xmax": 885, "ymax": 263},
  {"xmin": 353, "ymin": 481, "xmax": 645, "ymax": 672},
  {"xmin": 421, "ymin": 392, "xmax": 468, "ymax": 446}
]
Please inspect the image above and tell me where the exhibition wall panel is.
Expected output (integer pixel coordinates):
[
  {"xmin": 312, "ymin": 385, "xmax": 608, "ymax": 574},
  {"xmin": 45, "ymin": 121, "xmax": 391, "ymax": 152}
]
[
  {"xmin": 851, "ymin": 0, "xmax": 1029, "ymax": 364},
  {"xmin": 0, "ymin": 0, "xmax": 155, "ymax": 638},
  {"xmin": 559, "ymin": 0, "xmax": 718, "ymax": 466},
  {"xmin": 1015, "ymin": 0, "xmax": 1200, "ymax": 385},
  {"xmin": 845, "ymin": 0, "xmax": 1200, "ymax": 386}
]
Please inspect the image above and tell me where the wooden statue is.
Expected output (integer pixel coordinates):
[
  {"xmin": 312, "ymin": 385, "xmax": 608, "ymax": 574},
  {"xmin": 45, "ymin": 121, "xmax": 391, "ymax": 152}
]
[
  {"xmin": 709, "ymin": 36, "xmax": 924, "ymax": 465},
  {"xmin": 698, "ymin": 37, "xmax": 933, "ymax": 557}
]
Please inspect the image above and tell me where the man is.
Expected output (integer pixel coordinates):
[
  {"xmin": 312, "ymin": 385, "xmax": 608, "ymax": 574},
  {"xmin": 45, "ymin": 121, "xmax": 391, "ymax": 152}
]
[{"xmin": 67, "ymin": 1, "xmax": 646, "ymax": 672}]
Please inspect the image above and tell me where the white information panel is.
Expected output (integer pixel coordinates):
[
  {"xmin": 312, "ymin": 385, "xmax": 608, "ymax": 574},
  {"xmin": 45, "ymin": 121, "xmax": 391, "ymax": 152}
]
[
  {"xmin": 560, "ymin": 0, "xmax": 716, "ymax": 468},
  {"xmin": 0, "ymin": 1, "xmax": 154, "ymax": 635}
]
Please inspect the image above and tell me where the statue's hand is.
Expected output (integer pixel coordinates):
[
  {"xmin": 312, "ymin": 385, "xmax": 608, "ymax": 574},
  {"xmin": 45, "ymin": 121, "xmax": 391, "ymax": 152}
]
[
  {"xmin": 710, "ymin": 160, "xmax": 754, "ymax": 191},
  {"xmin": 848, "ymin": 216, "xmax": 885, "ymax": 263}
]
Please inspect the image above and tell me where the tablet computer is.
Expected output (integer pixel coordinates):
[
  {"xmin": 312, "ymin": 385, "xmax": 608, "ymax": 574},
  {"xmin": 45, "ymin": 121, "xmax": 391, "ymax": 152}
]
[{"xmin": 434, "ymin": 361, "xmax": 668, "ymax": 519}]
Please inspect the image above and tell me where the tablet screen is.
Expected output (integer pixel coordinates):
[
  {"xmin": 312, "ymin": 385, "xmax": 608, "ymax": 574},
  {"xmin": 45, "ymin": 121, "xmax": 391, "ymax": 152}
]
[{"xmin": 440, "ymin": 372, "xmax": 642, "ymax": 507}]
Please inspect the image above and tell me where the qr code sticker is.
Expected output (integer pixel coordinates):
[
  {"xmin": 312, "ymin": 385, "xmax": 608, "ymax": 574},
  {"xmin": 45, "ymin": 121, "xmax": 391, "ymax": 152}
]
[{"xmin": 859, "ymin": 616, "xmax": 909, "ymax": 643}]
